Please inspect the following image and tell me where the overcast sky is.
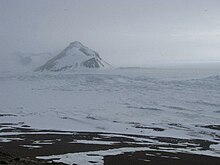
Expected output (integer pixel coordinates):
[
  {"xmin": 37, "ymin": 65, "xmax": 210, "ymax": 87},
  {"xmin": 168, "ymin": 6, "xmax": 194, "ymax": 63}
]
[{"xmin": 1, "ymin": 0, "xmax": 220, "ymax": 66}]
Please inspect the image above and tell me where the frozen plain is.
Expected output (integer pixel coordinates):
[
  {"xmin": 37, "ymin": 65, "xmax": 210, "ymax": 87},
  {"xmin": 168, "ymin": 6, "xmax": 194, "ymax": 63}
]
[{"xmin": 0, "ymin": 64, "xmax": 220, "ymax": 164}]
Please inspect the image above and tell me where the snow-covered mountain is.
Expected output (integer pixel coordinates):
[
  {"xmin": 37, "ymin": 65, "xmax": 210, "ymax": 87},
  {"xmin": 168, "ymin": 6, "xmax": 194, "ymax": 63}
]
[{"xmin": 35, "ymin": 41, "xmax": 111, "ymax": 72}]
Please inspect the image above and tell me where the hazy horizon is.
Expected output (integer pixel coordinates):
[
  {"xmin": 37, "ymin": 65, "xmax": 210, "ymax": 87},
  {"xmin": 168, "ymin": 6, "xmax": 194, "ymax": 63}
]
[{"xmin": 1, "ymin": 0, "xmax": 220, "ymax": 68}]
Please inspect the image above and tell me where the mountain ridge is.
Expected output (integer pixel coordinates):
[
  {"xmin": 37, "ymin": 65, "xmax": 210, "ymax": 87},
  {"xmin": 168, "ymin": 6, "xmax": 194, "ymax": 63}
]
[{"xmin": 35, "ymin": 41, "xmax": 111, "ymax": 72}]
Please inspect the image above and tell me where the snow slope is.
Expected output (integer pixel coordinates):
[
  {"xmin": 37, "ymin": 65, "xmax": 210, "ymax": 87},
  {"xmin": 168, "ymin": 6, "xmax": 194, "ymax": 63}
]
[
  {"xmin": 35, "ymin": 41, "xmax": 111, "ymax": 72},
  {"xmin": 0, "ymin": 66, "xmax": 220, "ymax": 158}
]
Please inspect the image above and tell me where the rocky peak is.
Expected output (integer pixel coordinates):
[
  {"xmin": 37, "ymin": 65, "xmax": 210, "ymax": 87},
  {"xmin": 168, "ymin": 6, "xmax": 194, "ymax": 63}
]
[{"xmin": 35, "ymin": 41, "xmax": 111, "ymax": 71}]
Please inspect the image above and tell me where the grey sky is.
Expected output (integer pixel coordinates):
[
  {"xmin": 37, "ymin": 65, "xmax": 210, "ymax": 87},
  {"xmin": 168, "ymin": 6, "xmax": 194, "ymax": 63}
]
[{"xmin": 1, "ymin": 0, "xmax": 220, "ymax": 66}]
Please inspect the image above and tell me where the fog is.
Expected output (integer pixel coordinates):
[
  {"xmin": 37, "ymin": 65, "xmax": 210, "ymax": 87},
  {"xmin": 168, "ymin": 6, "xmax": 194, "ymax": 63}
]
[
  {"xmin": 1, "ymin": 1, "xmax": 220, "ymax": 162},
  {"xmin": 1, "ymin": 0, "xmax": 220, "ymax": 68}
]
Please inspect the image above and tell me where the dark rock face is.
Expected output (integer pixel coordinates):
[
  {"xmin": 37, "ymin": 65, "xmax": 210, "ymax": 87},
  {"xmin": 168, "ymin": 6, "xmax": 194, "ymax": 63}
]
[{"xmin": 83, "ymin": 58, "xmax": 104, "ymax": 68}]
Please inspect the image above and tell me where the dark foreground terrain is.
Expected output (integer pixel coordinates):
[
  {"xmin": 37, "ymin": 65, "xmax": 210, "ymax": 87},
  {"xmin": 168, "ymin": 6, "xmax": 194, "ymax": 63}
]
[
  {"xmin": 0, "ymin": 151, "xmax": 66, "ymax": 165},
  {"xmin": 1, "ymin": 150, "xmax": 220, "ymax": 165},
  {"xmin": 0, "ymin": 124, "xmax": 220, "ymax": 165}
]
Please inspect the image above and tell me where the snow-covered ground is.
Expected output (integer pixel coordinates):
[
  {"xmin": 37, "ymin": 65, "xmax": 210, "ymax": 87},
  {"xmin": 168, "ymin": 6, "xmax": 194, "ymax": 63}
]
[{"xmin": 0, "ymin": 65, "xmax": 220, "ymax": 161}]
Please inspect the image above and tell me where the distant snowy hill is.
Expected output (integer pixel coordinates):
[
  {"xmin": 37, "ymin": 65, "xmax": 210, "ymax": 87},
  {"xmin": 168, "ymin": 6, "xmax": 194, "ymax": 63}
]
[
  {"xmin": 35, "ymin": 41, "xmax": 111, "ymax": 72},
  {"xmin": 17, "ymin": 52, "xmax": 53, "ymax": 69},
  {"xmin": 0, "ymin": 52, "xmax": 53, "ymax": 72}
]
